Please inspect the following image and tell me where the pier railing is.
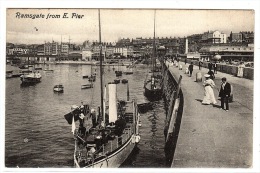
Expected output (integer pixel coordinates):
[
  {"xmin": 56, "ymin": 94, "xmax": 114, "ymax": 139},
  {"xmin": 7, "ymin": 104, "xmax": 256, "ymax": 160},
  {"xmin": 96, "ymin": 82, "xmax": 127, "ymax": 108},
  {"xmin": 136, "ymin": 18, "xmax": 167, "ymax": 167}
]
[{"xmin": 162, "ymin": 61, "xmax": 184, "ymax": 166}]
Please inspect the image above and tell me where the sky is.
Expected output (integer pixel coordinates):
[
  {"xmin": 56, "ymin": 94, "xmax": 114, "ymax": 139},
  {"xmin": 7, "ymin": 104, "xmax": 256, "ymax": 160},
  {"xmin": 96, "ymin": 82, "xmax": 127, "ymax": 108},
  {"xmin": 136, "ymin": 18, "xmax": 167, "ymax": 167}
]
[{"xmin": 6, "ymin": 9, "xmax": 255, "ymax": 45}]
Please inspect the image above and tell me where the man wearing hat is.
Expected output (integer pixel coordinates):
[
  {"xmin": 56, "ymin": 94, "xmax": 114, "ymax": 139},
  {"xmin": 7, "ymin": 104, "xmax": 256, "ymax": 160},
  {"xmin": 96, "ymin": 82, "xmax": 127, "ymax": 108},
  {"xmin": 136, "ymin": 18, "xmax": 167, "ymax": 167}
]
[
  {"xmin": 218, "ymin": 77, "xmax": 231, "ymax": 111},
  {"xmin": 188, "ymin": 62, "xmax": 194, "ymax": 77}
]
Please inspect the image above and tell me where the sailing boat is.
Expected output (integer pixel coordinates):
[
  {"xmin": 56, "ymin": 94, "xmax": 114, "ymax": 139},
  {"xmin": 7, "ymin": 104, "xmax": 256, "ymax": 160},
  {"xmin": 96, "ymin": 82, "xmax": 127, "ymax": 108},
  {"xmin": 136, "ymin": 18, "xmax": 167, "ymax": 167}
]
[
  {"xmin": 64, "ymin": 9, "xmax": 141, "ymax": 168},
  {"xmin": 20, "ymin": 56, "xmax": 41, "ymax": 84},
  {"xmin": 143, "ymin": 10, "xmax": 162, "ymax": 101}
]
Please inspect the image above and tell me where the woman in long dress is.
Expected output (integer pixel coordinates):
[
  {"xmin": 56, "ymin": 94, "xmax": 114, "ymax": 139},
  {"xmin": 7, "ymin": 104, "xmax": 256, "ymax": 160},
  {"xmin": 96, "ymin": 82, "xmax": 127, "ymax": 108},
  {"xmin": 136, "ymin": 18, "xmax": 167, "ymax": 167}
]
[
  {"xmin": 237, "ymin": 62, "xmax": 245, "ymax": 77},
  {"xmin": 202, "ymin": 74, "xmax": 217, "ymax": 105}
]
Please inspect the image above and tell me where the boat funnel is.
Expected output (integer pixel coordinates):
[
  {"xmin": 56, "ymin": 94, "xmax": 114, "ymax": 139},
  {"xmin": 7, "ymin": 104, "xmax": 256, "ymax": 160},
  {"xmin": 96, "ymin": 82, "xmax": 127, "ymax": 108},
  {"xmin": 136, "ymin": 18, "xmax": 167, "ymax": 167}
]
[{"xmin": 108, "ymin": 84, "xmax": 117, "ymax": 123}]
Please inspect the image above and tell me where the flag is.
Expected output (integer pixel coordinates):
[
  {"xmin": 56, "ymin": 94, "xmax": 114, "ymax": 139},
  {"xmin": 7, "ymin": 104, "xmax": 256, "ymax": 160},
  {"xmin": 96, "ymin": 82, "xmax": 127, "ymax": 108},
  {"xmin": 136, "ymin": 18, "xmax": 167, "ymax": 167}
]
[
  {"xmin": 64, "ymin": 110, "xmax": 80, "ymax": 124},
  {"xmin": 71, "ymin": 115, "xmax": 76, "ymax": 135}
]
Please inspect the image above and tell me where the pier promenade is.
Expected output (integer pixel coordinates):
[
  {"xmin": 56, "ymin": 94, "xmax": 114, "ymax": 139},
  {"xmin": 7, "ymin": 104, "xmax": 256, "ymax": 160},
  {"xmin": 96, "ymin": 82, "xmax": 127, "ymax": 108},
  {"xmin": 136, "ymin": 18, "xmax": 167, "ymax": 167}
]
[{"xmin": 166, "ymin": 61, "xmax": 253, "ymax": 167}]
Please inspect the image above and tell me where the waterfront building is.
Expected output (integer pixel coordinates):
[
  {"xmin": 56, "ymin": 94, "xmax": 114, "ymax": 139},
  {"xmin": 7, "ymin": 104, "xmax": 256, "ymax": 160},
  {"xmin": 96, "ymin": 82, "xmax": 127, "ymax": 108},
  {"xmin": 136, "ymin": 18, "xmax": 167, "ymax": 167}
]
[
  {"xmin": 7, "ymin": 48, "xmax": 28, "ymax": 55},
  {"xmin": 165, "ymin": 42, "xmax": 181, "ymax": 56},
  {"xmin": 240, "ymin": 31, "xmax": 254, "ymax": 43},
  {"xmin": 132, "ymin": 37, "xmax": 160, "ymax": 47},
  {"xmin": 91, "ymin": 42, "xmax": 106, "ymax": 61},
  {"xmin": 199, "ymin": 45, "xmax": 254, "ymax": 61},
  {"xmin": 187, "ymin": 34, "xmax": 203, "ymax": 44},
  {"xmin": 82, "ymin": 40, "xmax": 92, "ymax": 61},
  {"xmin": 127, "ymin": 46, "xmax": 134, "ymax": 58},
  {"xmin": 114, "ymin": 46, "xmax": 128, "ymax": 58},
  {"xmin": 51, "ymin": 41, "xmax": 58, "ymax": 55},
  {"xmin": 36, "ymin": 45, "xmax": 44, "ymax": 55},
  {"xmin": 44, "ymin": 41, "xmax": 59, "ymax": 56},
  {"xmin": 44, "ymin": 42, "xmax": 51, "ymax": 55},
  {"xmin": 117, "ymin": 38, "xmax": 131, "ymax": 47},
  {"xmin": 229, "ymin": 32, "xmax": 243, "ymax": 43},
  {"xmin": 60, "ymin": 42, "xmax": 69, "ymax": 56},
  {"xmin": 201, "ymin": 30, "xmax": 227, "ymax": 44},
  {"xmin": 105, "ymin": 43, "xmax": 115, "ymax": 58}
]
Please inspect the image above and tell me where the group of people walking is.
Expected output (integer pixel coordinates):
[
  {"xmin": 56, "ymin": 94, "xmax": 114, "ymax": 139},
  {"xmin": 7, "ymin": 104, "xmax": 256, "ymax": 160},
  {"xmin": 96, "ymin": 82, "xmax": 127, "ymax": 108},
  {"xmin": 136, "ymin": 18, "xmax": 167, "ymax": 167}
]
[
  {"xmin": 202, "ymin": 75, "xmax": 231, "ymax": 111},
  {"xmin": 184, "ymin": 60, "xmax": 232, "ymax": 111}
]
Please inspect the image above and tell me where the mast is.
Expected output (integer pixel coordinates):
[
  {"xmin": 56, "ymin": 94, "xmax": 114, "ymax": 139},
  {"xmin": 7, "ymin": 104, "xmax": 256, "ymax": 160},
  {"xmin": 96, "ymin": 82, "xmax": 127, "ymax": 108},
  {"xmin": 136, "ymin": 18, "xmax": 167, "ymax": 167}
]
[
  {"xmin": 98, "ymin": 9, "xmax": 104, "ymax": 126},
  {"xmin": 68, "ymin": 36, "xmax": 72, "ymax": 57},
  {"xmin": 152, "ymin": 10, "xmax": 156, "ymax": 77},
  {"xmin": 60, "ymin": 35, "xmax": 62, "ymax": 60}
]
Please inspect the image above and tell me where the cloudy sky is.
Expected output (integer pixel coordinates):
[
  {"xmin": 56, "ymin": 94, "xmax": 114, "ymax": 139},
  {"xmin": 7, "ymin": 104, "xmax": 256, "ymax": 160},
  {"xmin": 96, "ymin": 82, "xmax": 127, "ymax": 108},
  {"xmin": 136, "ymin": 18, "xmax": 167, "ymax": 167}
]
[{"xmin": 6, "ymin": 9, "xmax": 254, "ymax": 44}]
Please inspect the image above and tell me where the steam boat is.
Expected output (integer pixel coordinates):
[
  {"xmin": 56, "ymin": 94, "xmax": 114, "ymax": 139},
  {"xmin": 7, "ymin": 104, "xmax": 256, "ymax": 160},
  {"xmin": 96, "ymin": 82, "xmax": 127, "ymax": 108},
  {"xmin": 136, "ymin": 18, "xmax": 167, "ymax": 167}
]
[{"xmin": 64, "ymin": 9, "xmax": 141, "ymax": 168}]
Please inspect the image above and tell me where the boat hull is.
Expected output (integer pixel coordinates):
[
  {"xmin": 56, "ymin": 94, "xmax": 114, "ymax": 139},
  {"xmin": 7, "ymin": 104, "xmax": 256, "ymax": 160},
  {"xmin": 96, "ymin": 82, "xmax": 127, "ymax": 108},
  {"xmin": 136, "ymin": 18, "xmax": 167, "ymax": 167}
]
[
  {"xmin": 20, "ymin": 74, "xmax": 41, "ymax": 84},
  {"xmin": 144, "ymin": 82, "xmax": 162, "ymax": 101},
  {"xmin": 53, "ymin": 88, "xmax": 64, "ymax": 92},
  {"xmin": 81, "ymin": 84, "xmax": 93, "ymax": 89},
  {"xmin": 75, "ymin": 135, "xmax": 136, "ymax": 168}
]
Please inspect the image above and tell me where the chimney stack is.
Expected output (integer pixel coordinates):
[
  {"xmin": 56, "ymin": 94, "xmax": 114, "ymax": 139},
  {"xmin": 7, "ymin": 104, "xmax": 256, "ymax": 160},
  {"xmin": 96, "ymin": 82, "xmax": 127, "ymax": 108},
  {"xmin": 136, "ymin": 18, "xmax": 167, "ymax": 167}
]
[{"xmin": 185, "ymin": 38, "xmax": 188, "ymax": 54}]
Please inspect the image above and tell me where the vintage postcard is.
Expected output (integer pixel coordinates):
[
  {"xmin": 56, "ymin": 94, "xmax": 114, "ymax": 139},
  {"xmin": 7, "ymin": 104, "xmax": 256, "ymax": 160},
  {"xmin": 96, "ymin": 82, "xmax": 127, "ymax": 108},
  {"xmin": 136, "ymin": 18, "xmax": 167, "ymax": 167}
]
[{"xmin": 1, "ymin": 1, "xmax": 259, "ymax": 173}]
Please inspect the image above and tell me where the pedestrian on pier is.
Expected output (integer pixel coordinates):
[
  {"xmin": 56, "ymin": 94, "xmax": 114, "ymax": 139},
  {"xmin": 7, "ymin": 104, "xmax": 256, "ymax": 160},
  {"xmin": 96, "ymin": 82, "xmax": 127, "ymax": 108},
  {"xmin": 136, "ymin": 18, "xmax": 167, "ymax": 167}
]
[
  {"xmin": 237, "ymin": 62, "xmax": 245, "ymax": 78},
  {"xmin": 198, "ymin": 61, "xmax": 203, "ymax": 70},
  {"xmin": 218, "ymin": 77, "xmax": 231, "ymax": 111},
  {"xmin": 188, "ymin": 62, "xmax": 193, "ymax": 77},
  {"xmin": 207, "ymin": 70, "xmax": 215, "ymax": 80},
  {"xmin": 202, "ymin": 74, "xmax": 217, "ymax": 105},
  {"xmin": 213, "ymin": 62, "xmax": 217, "ymax": 74},
  {"xmin": 208, "ymin": 62, "xmax": 213, "ymax": 71}
]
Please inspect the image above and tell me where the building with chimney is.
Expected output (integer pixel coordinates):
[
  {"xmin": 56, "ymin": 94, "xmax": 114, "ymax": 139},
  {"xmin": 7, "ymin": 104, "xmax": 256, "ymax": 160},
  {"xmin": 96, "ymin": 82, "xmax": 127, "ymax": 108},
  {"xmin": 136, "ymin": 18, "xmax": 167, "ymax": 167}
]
[{"xmin": 201, "ymin": 31, "xmax": 227, "ymax": 44}]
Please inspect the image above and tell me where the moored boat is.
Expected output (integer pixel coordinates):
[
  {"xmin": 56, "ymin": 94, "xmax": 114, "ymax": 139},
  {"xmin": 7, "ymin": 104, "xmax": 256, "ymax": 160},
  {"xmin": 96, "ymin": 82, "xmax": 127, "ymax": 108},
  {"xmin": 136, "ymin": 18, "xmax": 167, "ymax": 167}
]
[
  {"xmin": 88, "ymin": 75, "xmax": 96, "ymax": 82},
  {"xmin": 35, "ymin": 67, "xmax": 42, "ymax": 70},
  {"xmin": 53, "ymin": 84, "xmax": 64, "ymax": 93},
  {"xmin": 115, "ymin": 71, "xmax": 122, "ymax": 77},
  {"xmin": 121, "ymin": 79, "xmax": 128, "ymax": 84},
  {"xmin": 44, "ymin": 69, "xmax": 54, "ymax": 72},
  {"xmin": 114, "ymin": 79, "xmax": 120, "ymax": 84},
  {"xmin": 81, "ymin": 83, "xmax": 93, "ymax": 89},
  {"xmin": 123, "ymin": 67, "xmax": 134, "ymax": 75},
  {"xmin": 143, "ymin": 10, "xmax": 162, "ymax": 101},
  {"xmin": 20, "ymin": 72, "xmax": 41, "ymax": 84}
]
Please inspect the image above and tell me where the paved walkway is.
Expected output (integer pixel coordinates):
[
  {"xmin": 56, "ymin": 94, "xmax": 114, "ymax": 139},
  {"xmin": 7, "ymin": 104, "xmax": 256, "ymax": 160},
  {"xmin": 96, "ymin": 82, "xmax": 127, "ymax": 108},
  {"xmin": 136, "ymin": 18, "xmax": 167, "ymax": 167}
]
[{"xmin": 167, "ymin": 61, "xmax": 253, "ymax": 168}]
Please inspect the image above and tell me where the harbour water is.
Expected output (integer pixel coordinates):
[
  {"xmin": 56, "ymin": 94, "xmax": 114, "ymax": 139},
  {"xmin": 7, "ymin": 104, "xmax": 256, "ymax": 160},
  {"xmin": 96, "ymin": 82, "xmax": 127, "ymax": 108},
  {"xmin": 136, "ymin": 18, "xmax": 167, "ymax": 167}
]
[{"xmin": 5, "ymin": 63, "xmax": 167, "ymax": 168}]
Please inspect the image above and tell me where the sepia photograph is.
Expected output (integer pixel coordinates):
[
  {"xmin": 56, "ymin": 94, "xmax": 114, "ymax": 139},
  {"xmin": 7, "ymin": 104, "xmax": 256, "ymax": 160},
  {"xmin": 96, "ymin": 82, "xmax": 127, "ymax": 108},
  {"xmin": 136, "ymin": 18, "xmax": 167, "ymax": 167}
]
[{"xmin": 1, "ymin": 1, "xmax": 259, "ymax": 172}]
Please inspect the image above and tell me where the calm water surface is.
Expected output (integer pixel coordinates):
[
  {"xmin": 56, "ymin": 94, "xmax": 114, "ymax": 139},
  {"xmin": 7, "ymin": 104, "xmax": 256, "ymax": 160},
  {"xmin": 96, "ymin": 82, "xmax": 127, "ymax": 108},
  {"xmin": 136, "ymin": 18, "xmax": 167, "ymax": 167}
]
[{"xmin": 5, "ymin": 64, "xmax": 167, "ymax": 168}]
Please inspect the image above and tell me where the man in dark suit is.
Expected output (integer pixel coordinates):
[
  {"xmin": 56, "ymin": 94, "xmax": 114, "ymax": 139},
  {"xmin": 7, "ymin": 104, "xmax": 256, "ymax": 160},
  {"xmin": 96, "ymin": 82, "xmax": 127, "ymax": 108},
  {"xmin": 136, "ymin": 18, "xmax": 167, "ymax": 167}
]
[
  {"xmin": 218, "ymin": 77, "xmax": 231, "ymax": 111},
  {"xmin": 208, "ymin": 62, "xmax": 213, "ymax": 71},
  {"xmin": 188, "ymin": 62, "xmax": 193, "ymax": 77},
  {"xmin": 213, "ymin": 62, "xmax": 217, "ymax": 74},
  {"xmin": 198, "ymin": 61, "xmax": 203, "ymax": 70}
]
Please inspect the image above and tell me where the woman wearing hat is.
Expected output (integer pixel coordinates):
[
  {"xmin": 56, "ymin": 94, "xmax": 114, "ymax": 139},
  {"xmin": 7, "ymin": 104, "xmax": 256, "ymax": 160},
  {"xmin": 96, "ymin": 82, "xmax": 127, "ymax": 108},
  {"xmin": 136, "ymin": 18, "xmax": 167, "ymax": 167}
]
[{"xmin": 202, "ymin": 74, "xmax": 217, "ymax": 105}]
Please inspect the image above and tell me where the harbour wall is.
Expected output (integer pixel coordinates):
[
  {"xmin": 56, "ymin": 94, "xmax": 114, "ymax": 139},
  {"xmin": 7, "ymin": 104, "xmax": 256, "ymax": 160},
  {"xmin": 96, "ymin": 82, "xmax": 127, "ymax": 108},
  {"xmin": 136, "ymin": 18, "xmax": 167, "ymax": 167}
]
[
  {"xmin": 161, "ymin": 62, "xmax": 184, "ymax": 166},
  {"xmin": 182, "ymin": 59, "xmax": 254, "ymax": 80}
]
